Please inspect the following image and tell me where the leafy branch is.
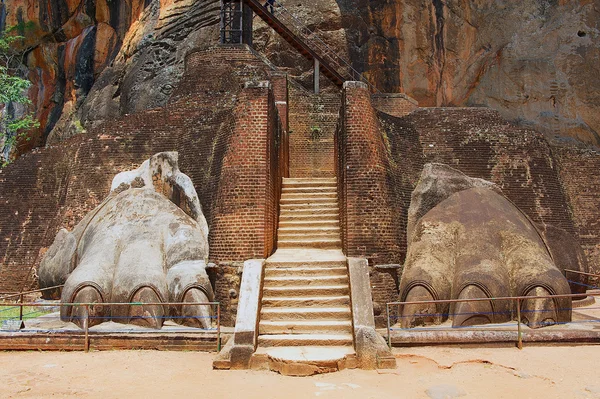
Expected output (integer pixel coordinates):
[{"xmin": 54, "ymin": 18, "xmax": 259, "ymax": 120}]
[{"xmin": 0, "ymin": 31, "xmax": 38, "ymax": 166}]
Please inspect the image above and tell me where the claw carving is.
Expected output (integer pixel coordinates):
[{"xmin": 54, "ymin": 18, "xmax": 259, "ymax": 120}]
[
  {"xmin": 399, "ymin": 164, "xmax": 575, "ymax": 329},
  {"xmin": 39, "ymin": 152, "xmax": 214, "ymax": 329}
]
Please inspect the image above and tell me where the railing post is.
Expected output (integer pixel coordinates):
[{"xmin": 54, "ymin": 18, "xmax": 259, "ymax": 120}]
[
  {"xmin": 83, "ymin": 305, "xmax": 90, "ymax": 353},
  {"xmin": 18, "ymin": 294, "xmax": 23, "ymax": 322},
  {"xmin": 217, "ymin": 303, "xmax": 221, "ymax": 352},
  {"xmin": 516, "ymin": 298, "xmax": 523, "ymax": 350},
  {"xmin": 386, "ymin": 303, "xmax": 391, "ymax": 348}
]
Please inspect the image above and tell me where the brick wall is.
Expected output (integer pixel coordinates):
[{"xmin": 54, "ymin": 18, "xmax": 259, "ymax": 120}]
[
  {"xmin": 0, "ymin": 45, "xmax": 284, "ymax": 323},
  {"xmin": 412, "ymin": 107, "xmax": 576, "ymax": 236},
  {"xmin": 288, "ymin": 84, "xmax": 340, "ymax": 178},
  {"xmin": 552, "ymin": 144, "xmax": 600, "ymax": 274},
  {"xmin": 371, "ymin": 93, "xmax": 419, "ymax": 118}
]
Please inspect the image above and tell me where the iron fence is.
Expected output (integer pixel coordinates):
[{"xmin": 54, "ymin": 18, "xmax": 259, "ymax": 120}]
[
  {"xmin": 0, "ymin": 300, "xmax": 222, "ymax": 352},
  {"xmin": 386, "ymin": 288, "xmax": 600, "ymax": 349}
]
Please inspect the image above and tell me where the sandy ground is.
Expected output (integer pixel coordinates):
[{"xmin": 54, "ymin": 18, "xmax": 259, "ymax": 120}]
[{"xmin": 1, "ymin": 346, "xmax": 599, "ymax": 399}]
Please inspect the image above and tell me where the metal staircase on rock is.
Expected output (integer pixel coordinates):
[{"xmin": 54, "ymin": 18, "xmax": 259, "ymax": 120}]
[
  {"xmin": 222, "ymin": 0, "xmax": 378, "ymax": 92},
  {"xmin": 253, "ymin": 177, "xmax": 356, "ymax": 374}
]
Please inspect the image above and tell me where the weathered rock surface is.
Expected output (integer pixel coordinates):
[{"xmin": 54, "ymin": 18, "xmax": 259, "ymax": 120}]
[
  {"xmin": 38, "ymin": 152, "xmax": 213, "ymax": 329},
  {"xmin": 4, "ymin": 0, "xmax": 599, "ymax": 150},
  {"xmin": 400, "ymin": 164, "xmax": 574, "ymax": 329},
  {"xmin": 258, "ymin": 0, "xmax": 600, "ymax": 146},
  {"xmin": 3, "ymin": 0, "xmax": 219, "ymax": 154}
]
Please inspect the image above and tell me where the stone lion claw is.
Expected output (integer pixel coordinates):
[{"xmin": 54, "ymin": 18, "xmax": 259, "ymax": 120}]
[{"xmin": 39, "ymin": 152, "xmax": 214, "ymax": 329}]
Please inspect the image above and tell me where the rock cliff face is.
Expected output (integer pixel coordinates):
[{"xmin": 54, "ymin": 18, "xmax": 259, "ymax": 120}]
[
  {"xmin": 4, "ymin": 0, "xmax": 600, "ymax": 150},
  {"xmin": 3, "ymin": 0, "xmax": 219, "ymax": 154},
  {"xmin": 259, "ymin": 0, "xmax": 600, "ymax": 146}
]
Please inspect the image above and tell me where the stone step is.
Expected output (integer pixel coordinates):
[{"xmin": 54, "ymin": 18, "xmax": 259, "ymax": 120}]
[
  {"xmin": 280, "ymin": 197, "xmax": 338, "ymax": 205},
  {"xmin": 260, "ymin": 307, "xmax": 352, "ymax": 321},
  {"xmin": 282, "ymin": 187, "xmax": 337, "ymax": 194},
  {"xmin": 258, "ymin": 333, "xmax": 353, "ymax": 347},
  {"xmin": 264, "ymin": 267, "xmax": 348, "ymax": 277},
  {"xmin": 261, "ymin": 295, "xmax": 350, "ymax": 307},
  {"xmin": 278, "ymin": 226, "xmax": 339, "ymax": 233},
  {"xmin": 279, "ymin": 209, "xmax": 339, "ymax": 218},
  {"xmin": 266, "ymin": 258, "xmax": 347, "ymax": 268},
  {"xmin": 283, "ymin": 179, "xmax": 337, "ymax": 189},
  {"xmin": 278, "ymin": 238, "xmax": 342, "ymax": 249},
  {"xmin": 263, "ymin": 275, "xmax": 349, "ymax": 286},
  {"xmin": 279, "ymin": 220, "xmax": 339, "ymax": 228},
  {"xmin": 280, "ymin": 207, "xmax": 339, "ymax": 215},
  {"xmin": 278, "ymin": 232, "xmax": 340, "ymax": 242},
  {"xmin": 281, "ymin": 192, "xmax": 337, "ymax": 200},
  {"xmin": 263, "ymin": 285, "xmax": 349, "ymax": 297},
  {"xmin": 259, "ymin": 320, "xmax": 352, "ymax": 335}
]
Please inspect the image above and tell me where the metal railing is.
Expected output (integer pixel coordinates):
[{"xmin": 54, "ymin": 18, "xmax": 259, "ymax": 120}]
[
  {"xmin": 564, "ymin": 269, "xmax": 600, "ymax": 291},
  {"xmin": 386, "ymin": 291, "xmax": 600, "ymax": 349},
  {"xmin": 0, "ymin": 285, "xmax": 64, "ymax": 326},
  {"xmin": 258, "ymin": 0, "xmax": 380, "ymax": 92},
  {"xmin": 0, "ymin": 300, "xmax": 222, "ymax": 352}
]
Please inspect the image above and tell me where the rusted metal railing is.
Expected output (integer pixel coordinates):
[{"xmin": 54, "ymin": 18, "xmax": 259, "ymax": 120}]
[
  {"xmin": 0, "ymin": 301, "xmax": 221, "ymax": 352},
  {"xmin": 0, "ymin": 285, "xmax": 64, "ymax": 329},
  {"xmin": 386, "ymin": 291, "xmax": 600, "ymax": 349}
]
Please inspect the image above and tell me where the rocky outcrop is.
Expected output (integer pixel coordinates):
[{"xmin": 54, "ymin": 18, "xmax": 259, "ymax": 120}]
[
  {"xmin": 3, "ymin": 0, "xmax": 219, "ymax": 155},
  {"xmin": 257, "ymin": 0, "xmax": 600, "ymax": 146},
  {"xmin": 4, "ymin": 0, "xmax": 599, "ymax": 152},
  {"xmin": 38, "ymin": 152, "xmax": 214, "ymax": 329}
]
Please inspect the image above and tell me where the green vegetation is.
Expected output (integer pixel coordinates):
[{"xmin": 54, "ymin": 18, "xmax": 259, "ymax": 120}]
[
  {"xmin": 0, "ymin": 30, "xmax": 39, "ymax": 166},
  {"xmin": 0, "ymin": 304, "xmax": 53, "ymax": 322}
]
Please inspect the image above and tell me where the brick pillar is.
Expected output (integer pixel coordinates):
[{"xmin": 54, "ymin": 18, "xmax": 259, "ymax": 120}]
[
  {"xmin": 338, "ymin": 81, "xmax": 403, "ymax": 327},
  {"xmin": 210, "ymin": 81, "xmax": 280, "ymax": 261},
  {"xmin": 338, "ymin": 81, "xmax": 398, "ymax": 263}
]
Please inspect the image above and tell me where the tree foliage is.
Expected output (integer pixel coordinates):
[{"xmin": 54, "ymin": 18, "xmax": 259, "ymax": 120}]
[{"xmin": 0, "ymin": 32, "xmax": 38, "ymax": 166}]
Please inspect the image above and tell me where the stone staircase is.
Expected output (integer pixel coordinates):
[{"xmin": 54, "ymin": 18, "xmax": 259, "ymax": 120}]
[
  {"xmin": 253, "ymin": 177, "xmax": 356, "ymax": 375},
  {"xmin": 276, "ymin": 178, "xmax": 342, "ymax": 249}
]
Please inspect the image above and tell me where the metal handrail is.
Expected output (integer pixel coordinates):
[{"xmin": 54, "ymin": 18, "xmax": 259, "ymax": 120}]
[
  {"xmin": 386, "ymin": 291, "xmax": 600, "ymax": 350},
  {"xmin": 0, "ymin": 285, "xmax": 64, "ymax": 301},
  {"xmin": 265, "ymin": 0, "xmax": 380, "ymax": 92},
  {"xmin": 564, "ymin": 269, "xmax": 600, "ymax": 279},
  {"xmin": 0, "ymin": 301, "xmax": 222, "ymax": 352}
]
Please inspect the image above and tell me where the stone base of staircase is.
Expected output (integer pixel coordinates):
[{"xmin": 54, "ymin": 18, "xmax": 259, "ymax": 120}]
[{"xmin": 250, "ymin": 346, "xmax": 358, "ymax": 376}]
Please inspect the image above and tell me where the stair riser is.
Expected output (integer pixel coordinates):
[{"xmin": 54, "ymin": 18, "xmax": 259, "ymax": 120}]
[
  {"xmin": 283, "ymin": 181, "xmax": 336, "ymax": 188},
  {"xmin": 280, "ymin": 200, "xmax": 339, "ymax": 207},
  {"xmin": 264, "ymin": 268, "xmax": 347, "ymax": 277},
  {"xmin": 281, "ymin": 193, "xmax": 337, "ymax": 200},
  {"xmin": 263, "ymin": 287, "xmax": 349, "ymax": 297},
  {"xmin": 279, "ymin": 221, "xmax": 339, "ymax": 228},
  {"xmin": 278, "ymin": 234, "xmax": 340, "ymax": 241},
  {"xmin": 279, "ymin": 213, "xmax": 339, "ymax": 221},
  {"xmin": 282, "ymin": 188, "xmax": 337, "ymax": 195},
  {"xmin": 266, "ymin": 261, "xmax": 347, "ymax": 268},
  {"xmin": 278, "ymin": 227, "xmax": 340, "ymax": 233},
  {"xmin": 278, "ymin": 240, "xmax": 341, "ymax": 249},
  {"xmin": 258, "ymin": 337, "xmax": 353, "ymax": 347},
  {"xmin": 260, "ymin": 310, "xmax": 352, "ymax": 321},
  {"xmin": 259, "ymin": 324, "xmax": 352, "ymax": 335},
  {"xmin": 262, "ymin": 297, "xmax": 350, "ymax": 307},
  {"xmin": 263, "ymin": 277, "xmax": 349, "ymax": 286}
]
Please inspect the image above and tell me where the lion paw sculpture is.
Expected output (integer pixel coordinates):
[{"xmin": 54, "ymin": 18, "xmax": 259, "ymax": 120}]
[
  {"xmin": 399, "ymin": 163, "xmax": 587, "ymax": 329},
  {"xmin": 39, "ymin": 152, "xmax": 213, "ymax": 330}
]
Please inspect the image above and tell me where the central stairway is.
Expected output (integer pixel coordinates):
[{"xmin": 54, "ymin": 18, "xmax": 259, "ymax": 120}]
[{"xmin": 252, "ymin": 177, "xmax": 357, "ymax": 375}]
